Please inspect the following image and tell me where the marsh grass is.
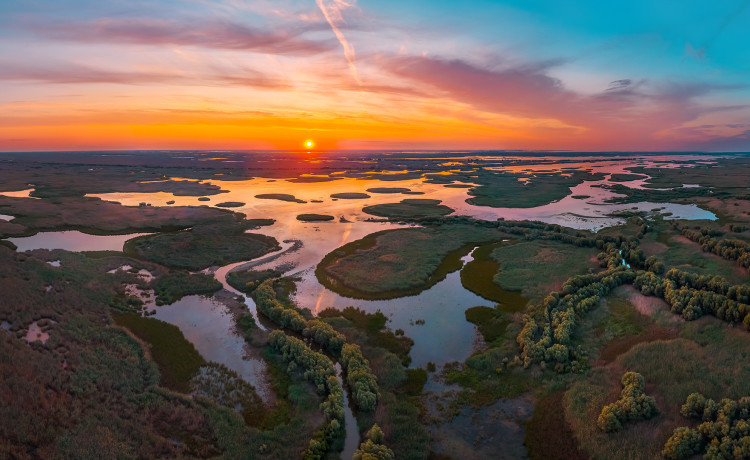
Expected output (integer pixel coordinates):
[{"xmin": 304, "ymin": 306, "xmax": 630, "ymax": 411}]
[
  {"xmin": 112, "ymin": 313, "xmax": 206, "ymax": 392},
  {"xmin": 316, "ymin": 225, "xmax": 510, "ymax": 299},
  {"xmin": 151, "ymin": 272, "xmax": 222, "ymax": 305},
  {"xmin": 491, "ymin": 240, "xmax": 599, "ymax": 303},
  {"xmin": 461, "ymin": 242, "xmax": 528, "ymax": 310}
]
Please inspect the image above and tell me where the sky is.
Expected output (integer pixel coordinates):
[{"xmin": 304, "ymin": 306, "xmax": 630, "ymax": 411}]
[{"xmin": 1, "ymin": 0, "xmax": 750, "ymax": 152}]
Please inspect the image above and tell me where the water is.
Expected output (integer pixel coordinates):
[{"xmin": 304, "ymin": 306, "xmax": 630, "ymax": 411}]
[
  {"xmin": 9, "ymin": 230, "xmax": 149, "ymax": 252},
  {"xmin": 153, "ymin": 295, "xmax": 273, "ymax": 403},
  {"xmin": 85, "ymin": 155, "xmax": 717, "ymax": 370},
  {"xmin": 336, "ymin": 363, "xmax": 360, "ymax": 459}
]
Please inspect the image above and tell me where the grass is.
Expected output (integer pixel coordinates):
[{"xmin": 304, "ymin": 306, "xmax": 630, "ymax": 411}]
[
  {"xmin": 362, "ymin": 199, "xmax": 453, "ymax": 218},
  {"xmin": 255, "ymin": 193, "xmax": 306, "ymax": 203},
  {"xmin": 226, "ymin": 268, "xmax": 284, "ymax": 295},
  {"xmin": 112, "ymin": 313, "xmax": 206, "ymax": 393},
  {"xmin": 461, "ymin": 242, "xmax": 528, "ymax": 310},
  {"xmin": 125, "ymin": 223, "xmax": 280, "ymax": 271},
  {"xmin": 564, "ymin": 315, "xmax": 750, "ymax": 460},
  {"xmin": 464, "ymin": 306, "xmax": 511, "ymax": 344},
  {"xmin": 466, "ymin": 169, "xmax": 606, "ymax": 208},
  {"xmin": 316, "ymin": 224, "xmax": 510, "ymax": 299},
  {"xmin": 151, "ymin": 271, "xmax": 222, "ymax": 305},
  {"xmin": 524, "ymin": 391, "xmax": 588, "ymax": 460},
  {"xmin": 318, "ymin": 306, "xmax": 413, "ymax": 365},
  {"xmin": 330, "ymin": 192, "xmax": 370, "ymax": 199},
  {"xmin": 296, "ymin": 213, "xmax": 335, "ymax": 222},
  {"xmin": 491, "ymin": 240, "xmax": 599, "ymax": 303},
  {"xmin": 652, "ymin": 233, "xmax": 747, "ymax": 284},
  {"xmin": 214, "ymin": 201, "xmax": 245, "ymax": 207}
]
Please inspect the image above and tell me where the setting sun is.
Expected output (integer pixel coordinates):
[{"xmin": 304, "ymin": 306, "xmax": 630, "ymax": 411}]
[{"xmin": 304, "ymin": 139, "xmax": 315, "ymax": 149}]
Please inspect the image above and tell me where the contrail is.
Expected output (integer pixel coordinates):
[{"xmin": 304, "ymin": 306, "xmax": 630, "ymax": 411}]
[{"xmin": 315, "ymin": 0, "xmax": 361, "ymax": 85}]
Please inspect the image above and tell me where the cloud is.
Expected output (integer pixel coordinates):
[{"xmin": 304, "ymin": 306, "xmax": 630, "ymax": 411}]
[
  {"xmin": 315, "ymin": 0, "xmax": 361, "ymax": 85},
  {"xmin": 31, "ymin": 18, "xmax": 333, "ymax": 55},
  {"xmin": 383, "ymin": 54, "xmax": 747, "ymax": 148},
  {"xmin": 0, "ymin": 61, "xmax": 289, "ymax": 88}
]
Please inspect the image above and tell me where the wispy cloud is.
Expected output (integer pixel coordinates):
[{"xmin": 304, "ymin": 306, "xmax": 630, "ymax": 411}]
[
  {"xmin": 315, "ymin": 0, "xmax": 361, "ymax": 85},
  {"xmin": 31, "ymin": 18, "xmax": 333, "ymax": 55},
  {"xmin": 0, "ymin": 61, "xmax": 289, "ymax": 88}
]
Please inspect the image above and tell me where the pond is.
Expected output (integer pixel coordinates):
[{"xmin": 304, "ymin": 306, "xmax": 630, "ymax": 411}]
[
  {"xmin": 153, "ymin": 295, "xmax": 274, "ymax": 404},
  {"xmin": 9, "ymin": 230, "xmax": 150, "ymax": 252}
]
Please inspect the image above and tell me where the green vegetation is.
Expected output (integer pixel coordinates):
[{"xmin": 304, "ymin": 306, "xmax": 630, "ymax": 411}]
[
  {"xmin": 490, "ymin": 240, "xmax": 599, "ymax": 303},
  {"xmin": 190, "ymin": 362, "xmax": 264, "ymax": 426},
  {"xmin": 464, "ymin": 306, "xmax": 511, "ymax": 344},
  {"xmin": 362, "ymin": 199, "xmax": 453, "ymax": 218},
  {"xmin": 366, "ymin": 187, "xmax": 413, "ymax": 194},
  {"xmin": 354, "ymin": 424, "xmax": 394, "ymax": 460},
  {"xmin": 316, "ymin": 223, "xmax": 511, "ymax": 299},
  {"xmin": 664, "ymin": 393, "xmax": 750, "ymax": 459},
  {"xmin": 466, "ymin": 169, "xmax": 606, "ymax": 208},
  {"xmin": 227, "ymin": 268, "xmax": 284, "ymax": 295},
  {"xmin": 460, "ymin": 242, "xmax": 528, "ymax": 309},
  {"xmin": 268, "ymin": 330, "xmax": 345, "ymax": 459},
  {"xmin": 297, "ymin": 213, "xmax": 335, "ymax": 222},
  {"xmin": 255, "ymin": 193, "xmax": 306, "ymax": 203},
  {"xmin": 113, "ymin": 313, "xmax": 206, "ymax": 392},
  {"xmin": 331, "ymin": 192, "xmax": 371, "ymax": 199},
  {"xmin": 151, "ymin": 271, "xmax": 222, "ymax": 305},
  {"xmin": 318, "ymin": 307, "xmax": 413, "ymax": 365},
  {"xmin": 254, "ymin": 280, "xmax": 381, "ymax": 412},
  {"xmin": 125, "ymin": 222, "xmax": 279, "ymax": 270},
  {"xmin": 597, "ymin": 372, "xmax": 658, "ymax": 432},
  {"xmin": 609, "ymin": 173, "xmax": 648, "ymax": 182},
  {"xmin": 215, "ymin": 201, "xmax": 245, "ymax": 207}
]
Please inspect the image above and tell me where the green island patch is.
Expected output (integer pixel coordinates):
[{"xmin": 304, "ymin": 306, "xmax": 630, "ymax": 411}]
[
  {"xmin": 296, "ymin": 213, "xmax": 335, "ymax": 222},
  {"xmin": 491, "ymin": 240, "xmax": 600, "ymax": 303},
  {"xmin": 214, "ymin": 201, "xmax": 245, "ymax": 208},
  {"xmin": 460, "ymin": 242, "xmax": 528, "ymax": 310},
  {"xmin": 316, "ymin": 223, "xmax": 510, "ymax": 299},
  {"xmin": 124, "ymin": 220, "xmax": 279, "ymax": 271},
  {"xmin": 362, "ymin": 198, "xmax": 454, "ymax": 218},
  {"xmin": 366, "ymin": 187, "xmax": 412, "ymax": 194},
  {"xmin": 330, "ymin": 192, "xmax": 371, "ymax": 199},
  {"xmin": 255, "ymin": 193, "xmax": 306, "ymax": 203},
  {"xmin": 609, "ymin": 173, "xmax": 648, "ymax": 182}
]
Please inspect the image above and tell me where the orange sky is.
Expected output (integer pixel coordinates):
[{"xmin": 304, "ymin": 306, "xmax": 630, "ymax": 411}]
[{"xmin": 1, "ymin": 0, "xmax": 749, "ymax": 152}]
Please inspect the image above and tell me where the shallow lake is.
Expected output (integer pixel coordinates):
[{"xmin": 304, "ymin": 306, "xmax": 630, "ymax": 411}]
[
  {"xmin": 153, "ymin": 295, "xmax": 273, "ymax": 403},
  {"xmin": 9, "ymin": 230, "xmax": 150, "ymax": 252},
  {"xmin": 87, "ymin": 155, "xmax": 718, "ymax": 374}
]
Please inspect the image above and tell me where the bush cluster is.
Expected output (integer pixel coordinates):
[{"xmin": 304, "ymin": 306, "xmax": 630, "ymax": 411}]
[
  {"xmin": 634, "ymin": 268, "xmax": 750, "ymax": 327},
  {"xmin": 255, "ymin": 280, "xmax": 380, "ymax": 411},
  {"xmin": 517, "ymin": 261, "xmax": 635, "ymax": 372},
  {"xmin": 682, "ymin": 227, "xmax": 750, "ymax": 268},
  {"xmin": 353, "ymin": 424, "xmax": 394, "ymax": 460},
  {"xmin": 268, "ymin": 330, "xmax": 344, "ymax": 459},
  {"xmin": 663, "ymin": 393, "xmax": 750, "ymax": 459},
  {"xmin": 341, "ymin": 343, "xmax": 379, "ymax": 411},
  {"xmin": 596, "ymin": 372, "xmax": 658, "ymax": 432}
]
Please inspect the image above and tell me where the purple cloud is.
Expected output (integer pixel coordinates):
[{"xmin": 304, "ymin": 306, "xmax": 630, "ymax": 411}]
[{"xmin": 31, "ymin": 18, "xmax": 334, "ymax": 55}]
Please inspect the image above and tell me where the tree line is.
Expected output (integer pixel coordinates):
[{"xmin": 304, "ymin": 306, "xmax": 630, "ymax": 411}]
[
  {"xmin": 268, "ymin": 330, "xmax": 344, "ymax": 459},
  {"xmin": 253, "ymin": 280, "xmax": 380, "ymax": 411}
]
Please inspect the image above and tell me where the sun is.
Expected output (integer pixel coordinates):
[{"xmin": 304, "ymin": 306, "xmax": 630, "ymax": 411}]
[{"xmin": 303, "ymin": 139, "xmax": 315, "ymax": 149}]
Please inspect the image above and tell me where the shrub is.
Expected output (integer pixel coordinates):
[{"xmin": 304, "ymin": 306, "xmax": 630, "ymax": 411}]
[{"xmin": 596, "ymin": 372, "xmax": 658, "ymax": 432}]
